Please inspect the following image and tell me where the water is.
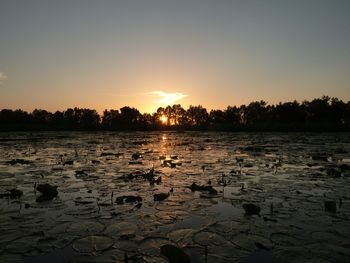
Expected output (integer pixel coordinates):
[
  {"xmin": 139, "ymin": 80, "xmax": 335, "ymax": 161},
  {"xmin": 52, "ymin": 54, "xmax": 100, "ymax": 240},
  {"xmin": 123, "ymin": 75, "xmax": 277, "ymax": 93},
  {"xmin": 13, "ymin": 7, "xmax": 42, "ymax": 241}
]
[{"xmin": 0, "ymin": 131, "xmax": 350, "ymax": 262}]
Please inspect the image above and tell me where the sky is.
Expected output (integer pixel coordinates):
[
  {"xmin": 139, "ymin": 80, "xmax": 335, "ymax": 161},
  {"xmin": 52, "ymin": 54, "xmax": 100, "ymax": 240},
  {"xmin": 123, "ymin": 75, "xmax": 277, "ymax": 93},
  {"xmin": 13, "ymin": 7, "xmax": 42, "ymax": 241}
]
[{"xmin": 0, "ymin": 0, "xmax": 349, "ymax": 113}]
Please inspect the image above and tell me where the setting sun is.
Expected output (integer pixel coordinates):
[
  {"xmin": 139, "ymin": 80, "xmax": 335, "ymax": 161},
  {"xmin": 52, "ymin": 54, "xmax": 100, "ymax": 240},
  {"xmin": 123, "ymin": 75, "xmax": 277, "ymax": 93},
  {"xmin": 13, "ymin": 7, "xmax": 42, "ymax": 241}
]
[{"xmin": 160, "ymin": 115, "xmax": 167, "ymax": 124}]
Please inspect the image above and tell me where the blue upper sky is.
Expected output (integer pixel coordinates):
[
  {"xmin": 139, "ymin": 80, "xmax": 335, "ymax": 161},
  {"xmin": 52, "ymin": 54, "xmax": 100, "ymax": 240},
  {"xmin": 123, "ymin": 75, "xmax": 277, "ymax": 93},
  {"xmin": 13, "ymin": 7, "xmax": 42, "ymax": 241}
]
[{"xmin": 1, "ymin": 0, "xmax": 349, "ymax": 113}]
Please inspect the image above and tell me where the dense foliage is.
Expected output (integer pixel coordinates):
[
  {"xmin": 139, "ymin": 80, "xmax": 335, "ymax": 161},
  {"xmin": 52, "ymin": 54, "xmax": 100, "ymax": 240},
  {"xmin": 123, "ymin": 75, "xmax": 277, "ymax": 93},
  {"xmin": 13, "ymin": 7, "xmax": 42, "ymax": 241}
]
[{"xmin": 1, "ymin": 96, "xmax": 349, "ymax": 131}]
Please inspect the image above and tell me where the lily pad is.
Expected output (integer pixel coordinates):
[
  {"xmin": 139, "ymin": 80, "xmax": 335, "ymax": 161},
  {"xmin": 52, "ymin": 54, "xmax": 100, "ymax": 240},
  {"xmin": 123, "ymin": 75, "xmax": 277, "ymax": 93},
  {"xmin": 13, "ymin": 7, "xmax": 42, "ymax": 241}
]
[
  {"xmin": 193, "ymin": 231, "xmax": 227, "ymax": 246},
  {"xmin": 72, "ymin": 235, "xmax": 113, "ymax": 253},
  {"xmin": 104, "ymin": 222, "xmax": 138, "ymax": 239},
  {"xmin": 167, "ymin": 229, "xmax": 195, "ymax": 246},
  {"xmin": 6, "ymin": 236, "xmax": 38, "ymax": 254},
  {"xmin": 67, "ymin": 221, "xmax": 105, "ymax": 235}
]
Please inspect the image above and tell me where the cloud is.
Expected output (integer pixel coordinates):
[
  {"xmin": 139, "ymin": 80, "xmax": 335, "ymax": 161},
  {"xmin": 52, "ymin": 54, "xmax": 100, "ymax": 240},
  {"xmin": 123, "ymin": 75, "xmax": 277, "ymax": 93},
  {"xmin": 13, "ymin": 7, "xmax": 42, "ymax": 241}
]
[
  {"xmin": 0, "ymin": 72, "xmax": 7, "ymax": 84},
  {"xmin": 148, "ymin": 91, "xmax": 188, "ymax": 105}
]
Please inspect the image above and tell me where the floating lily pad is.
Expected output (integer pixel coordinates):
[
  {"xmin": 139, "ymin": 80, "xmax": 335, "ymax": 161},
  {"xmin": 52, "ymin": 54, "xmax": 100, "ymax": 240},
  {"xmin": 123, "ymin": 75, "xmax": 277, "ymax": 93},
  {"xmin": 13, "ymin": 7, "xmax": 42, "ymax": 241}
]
[
  {"xmin": 270, "ymin": 232, "xmax": 300, "ymax": 247},
  {"xmin": 230, "ymin": 233, "xmax": 273, "ymax": 252},
  {"xmin": 72, "ymin": 235, "xmax": 113, "ymax": 253},
  {"xmin": 67, "ymin": 221, "xmax": 105, "ymax": 235},
  {"xmin": 167, "ymin": 229, "xmax": 195, "ymax": 246},
  {"xmin": 104, "ymin": 222, "xmax": 138, "ymax": 239},
  {"xmin": 193, "ymin": 231, "xmax": 227, "ymax": 246},
  {"xmin": 311, "ymin": 231, "xmax": 339, "ymax": 243},
  {"xmin": 6, "ymin": 236, "xmax": 38, "ymax": 254}
]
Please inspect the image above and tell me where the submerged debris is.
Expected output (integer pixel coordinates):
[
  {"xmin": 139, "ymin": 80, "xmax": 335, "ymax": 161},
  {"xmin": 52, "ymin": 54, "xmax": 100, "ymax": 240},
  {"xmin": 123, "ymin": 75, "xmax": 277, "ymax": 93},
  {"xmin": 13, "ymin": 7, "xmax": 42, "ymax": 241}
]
[
  {"xmin": 311, "ymin": 154, "xmax": 329, "ymax": 162},
  {"xmin": 6, "ymin": 159, "xmax": 33, "ymax": 165},
  {"xmin": 339, "ymin": 163, "xmax": 350, "ymax": 173},
  {"xmin": 122, "ymin": 169, "xmax": 162, "ymax": 186},
  {"xmin": 154, "ymin": 192, "xmax": 169, "ymax": 201},
  {"xmin": 63, "ymin": 160, "xmax": 74, "ymax": 165},
  {"xmin": 160, "ymin": 244, "xmax": 191, "ymax": 263},
  {"xmin": 323, "ymin": 163, "xmax": 350, "ymax": 177},
  {"xmin": 218, "ymin": 174, "xmax": 229, "ymax": 186},
  {"xmin": 129, "ymin": 161, "xmax": 143, "ymax": 165},
  {"xmin": 101, "ymin": 152, "xmax": 122, "ymax": 157},
  {"xmin": 36, "ymin": 184, "xmax": 58, "ymax": 196},
  {"xmin": 162, "ymin": 159, "xmax": 182, "ymax": 168},
  {"xmin": 255, "ymin": 242, "xmax": 270, "ymax": 251},
  {"xmin": 134, "ymin": 203, "xmax": 142, "ymax": 209},
  {"xmin": 324, "ymin": 165, "xmax": 342, "ymax": 177},
  {"xmin": 75, "ymin": 170, "xmax": 87, "ymax": 176},
  {"xmin": 324, "ymin": 201, "xmax": 336, "ymax": 213},
  {"xmin": 116, "ymin": 195, "xmax": 142, "ymax": 204},
  {"xmin": 36, "ymin": 184, "xmax": 58, "ymax": 202},
  {"xmin": 242, "ymin": 203, "xmax": 261, "ymax": 216},
  {"xmin": 132, "ymin": 152, "xmax": 142, "ymax": 160},
  {"xmin": 188, "ymin": 183, "xmax": 218, "ymax": 195},
  {"xmin": 0, "ymin": 189, "xmax": 23, "ymax": 199},
  {"xmin": 263, "ymin": 216, "xmax": 278, "ymax": 223}
]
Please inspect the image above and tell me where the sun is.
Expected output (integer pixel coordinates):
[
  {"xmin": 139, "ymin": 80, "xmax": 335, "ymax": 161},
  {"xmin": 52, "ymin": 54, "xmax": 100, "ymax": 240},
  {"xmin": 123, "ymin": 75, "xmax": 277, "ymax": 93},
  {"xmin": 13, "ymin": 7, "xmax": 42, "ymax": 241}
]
[{"xmin": 160, "ymin": 115, "xmax": 167, "ymax": 124}]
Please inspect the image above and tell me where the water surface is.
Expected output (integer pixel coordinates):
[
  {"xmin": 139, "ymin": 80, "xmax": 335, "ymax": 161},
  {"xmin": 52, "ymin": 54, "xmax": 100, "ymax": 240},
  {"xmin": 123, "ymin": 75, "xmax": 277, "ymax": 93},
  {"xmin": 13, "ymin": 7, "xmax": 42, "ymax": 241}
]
[{"xmin": 0, "ymin": 132, "xmax": 349, "ymax": 262}]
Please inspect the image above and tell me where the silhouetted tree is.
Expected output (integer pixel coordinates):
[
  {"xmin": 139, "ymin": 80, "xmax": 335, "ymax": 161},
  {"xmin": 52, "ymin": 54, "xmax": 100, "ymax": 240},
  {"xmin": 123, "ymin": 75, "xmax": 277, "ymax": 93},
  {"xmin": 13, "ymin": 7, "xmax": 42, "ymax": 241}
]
[
  {"xmin": 164, "ymin": 105, "xmax": 173, "ymax": 126},
  {"xmin": 329, "ymin": 98, "xmax": 346, "ymax": 124},
  {"xmin": 119, "ymin": 106, "xmax": 142, "ymax": 129},
  {"xmin": 225, "ymin": 106, "xmax": 241, "ymax": 126},
  {"xmin": 52, "ymin": 111, "xmax": 64, "ymax": 129},
  {"xmin": 141, "ymin": 113, "xmax": 154, "ymax": 128},
  {"xmin": 1, "ymin": 96, "xmax": 349, "ymax": 131},
  {"xmin": 304, "ymin": 96, "xmax": 331, "ymax": 123},
  {"xmin": 102, "ymin": 109, "xmax": 120, "ymax": 130},
  {"xmin": 273, "ymin": 101, "xmax": 304, "ymax": 123},
  {"xmin": 210, "ymin": 109, "xmax": 225, "ymax": 124},
  {"xmin": 187, "ymin": 105, "xmax": 209, "ymax": 127},
  {"xmin": 242, "ymin": 100, "xmax": 268, "ymax": 126},
  {"xmin": 0, "ymin": 109, "xmax": 31, "ymax": 130},
  {"xmin": 31, "ymin": 109, "xmax": 52, "ymax": 129},
  {"xmin": 172, "ymin": 104, "xmax": 186, "ymax": 125},
  {"xmin": 79, "ymin": 109, "xmax": 100, "ymax": 130},
  {"xmin": 63, "ymin": 108, "xmax": 76, "ymax": 128}
]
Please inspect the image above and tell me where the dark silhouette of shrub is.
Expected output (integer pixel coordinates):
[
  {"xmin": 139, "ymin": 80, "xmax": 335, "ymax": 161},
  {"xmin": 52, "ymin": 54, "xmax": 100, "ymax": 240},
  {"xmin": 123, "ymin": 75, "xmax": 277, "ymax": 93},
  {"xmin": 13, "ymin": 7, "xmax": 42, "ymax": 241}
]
[{"xmin": 0, "ymin": 96, "xmax": 349, "ymax": 131}]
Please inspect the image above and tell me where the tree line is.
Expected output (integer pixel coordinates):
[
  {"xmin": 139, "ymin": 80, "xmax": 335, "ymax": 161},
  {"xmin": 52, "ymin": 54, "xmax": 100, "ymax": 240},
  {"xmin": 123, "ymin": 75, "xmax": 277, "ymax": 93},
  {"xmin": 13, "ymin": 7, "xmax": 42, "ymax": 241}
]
[{"xmin": 1, "ymin": 96, "xmax": 349, "ymax": 131}]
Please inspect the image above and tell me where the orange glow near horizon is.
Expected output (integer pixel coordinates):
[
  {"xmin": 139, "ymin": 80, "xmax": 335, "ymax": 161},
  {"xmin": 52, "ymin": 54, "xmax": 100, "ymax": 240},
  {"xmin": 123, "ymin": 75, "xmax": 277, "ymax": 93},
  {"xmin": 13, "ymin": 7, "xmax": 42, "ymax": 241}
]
[
  {"xmin": 148, "ymin": 91, "xmax": 188, "ymax": 106},
  {"xmin": 160, "ymin": 115, "xmax": 167, "ymax": 124}
]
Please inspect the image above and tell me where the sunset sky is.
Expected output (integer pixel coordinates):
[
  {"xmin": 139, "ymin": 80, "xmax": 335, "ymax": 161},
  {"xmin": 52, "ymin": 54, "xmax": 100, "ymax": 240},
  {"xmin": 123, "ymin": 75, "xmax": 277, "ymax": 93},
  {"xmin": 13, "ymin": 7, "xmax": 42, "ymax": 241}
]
[{"xmin": 1, "ymin": 0, "xmax": 349, "ymax": 113}]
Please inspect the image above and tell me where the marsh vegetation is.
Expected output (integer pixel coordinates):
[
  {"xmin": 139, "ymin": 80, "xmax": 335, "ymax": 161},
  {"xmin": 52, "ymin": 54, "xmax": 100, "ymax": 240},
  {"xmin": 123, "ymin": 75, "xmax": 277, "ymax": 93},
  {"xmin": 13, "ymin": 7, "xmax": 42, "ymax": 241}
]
[{"xmin": 0, "ymin": 132, "xmax": 349, "ymax": 262}]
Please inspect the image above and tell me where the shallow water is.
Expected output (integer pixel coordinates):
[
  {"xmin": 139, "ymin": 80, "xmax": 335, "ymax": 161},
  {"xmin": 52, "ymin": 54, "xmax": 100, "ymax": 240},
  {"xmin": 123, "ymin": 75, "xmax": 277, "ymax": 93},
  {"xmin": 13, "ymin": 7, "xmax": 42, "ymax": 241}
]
[{"xmin": 0, "ymin": 131, "xmax": 350, "ymax": 262}]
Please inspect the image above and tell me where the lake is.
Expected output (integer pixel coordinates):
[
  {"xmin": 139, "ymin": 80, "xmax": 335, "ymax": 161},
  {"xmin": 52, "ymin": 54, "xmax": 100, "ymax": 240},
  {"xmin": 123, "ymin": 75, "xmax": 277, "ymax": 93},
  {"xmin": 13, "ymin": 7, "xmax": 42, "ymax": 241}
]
[{"xmin": 0, "ymin": 132, "xmax": 350, "ymax": 262}]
